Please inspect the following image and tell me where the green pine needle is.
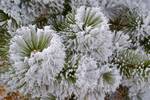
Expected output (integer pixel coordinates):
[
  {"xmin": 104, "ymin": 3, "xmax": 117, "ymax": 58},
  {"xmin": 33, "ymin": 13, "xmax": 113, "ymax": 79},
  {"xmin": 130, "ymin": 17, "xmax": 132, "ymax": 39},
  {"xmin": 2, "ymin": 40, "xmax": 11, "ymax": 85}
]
[
  {"xmin": 0, "ymin": 28, "xmax": 11, "ymax": 60},
  {"xmin": 16, "ymin": 31, "xmax": 52, "ymax": 58},
  {"xmin": 82, "ymin": 8, "xmax": 102, "ymax": 30},
  {"xmin": 140, "ymin": 35, "xmax": 150, "ymax": 54},
  {"xmin": 103, "ymin": 72, "xmax": 115, "ymax": 85},
  {"xmin": 0, "ymin": 9, "xmax": 10, "ymax": 23},
  {"xmin": 114, "ymin": 49, "xmax": 150, "ymax": 79},
  {"xmin": 109, "ymin": 5, "xmax": 143, "ymax": 35}
]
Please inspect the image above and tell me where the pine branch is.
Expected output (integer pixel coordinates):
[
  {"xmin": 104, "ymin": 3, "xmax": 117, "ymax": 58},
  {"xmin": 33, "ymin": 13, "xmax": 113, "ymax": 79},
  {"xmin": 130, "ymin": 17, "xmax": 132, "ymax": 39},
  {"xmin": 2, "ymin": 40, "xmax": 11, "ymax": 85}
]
[
  {"xmin": 109, "ymin": 5, "xmax": 143, "ymax": 35},
  {"xmin": 103, "ymin": 72, "xmax": 115, "ymax": 85},
  {"xmin": 114, "ymin": 49, "xmax": 150, "ymax": 79},
  {"xmin": 140, "ymin": 35, "xmax": 150, "ymax": 54},
  {"xmin": 62, "ymin": 0, "xmax": 72, "ymax": 16},
  {"xmin": 0, "ymin": 9, "xmax": 18, "ymax": 60},
  {"xmin": 0, "ymin": 28, "xmax": 11, "ymax": 60}
]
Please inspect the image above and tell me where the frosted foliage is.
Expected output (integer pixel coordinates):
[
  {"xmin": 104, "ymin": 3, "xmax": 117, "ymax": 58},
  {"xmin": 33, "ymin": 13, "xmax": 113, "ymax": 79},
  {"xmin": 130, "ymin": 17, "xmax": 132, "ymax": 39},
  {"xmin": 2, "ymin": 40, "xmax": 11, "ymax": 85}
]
[
  {"xmin": 71, "ymin": 0, "xmax": 99, "ymax": 9},
  {"xmin": 6, "ymin": 26, "xmax": 66, "ymax": 98},
  {"xmin": 35, "ymin": 0, "xmax": 64, "ymax": 5},
  {"xmin": 104, "ymin": 0, "xmax": 150, "ymax": 38},
  {"xmin": 75, "ymin": 56, "xmax": 121, "ymax": 100},
  {"xmin": 33, "ymin": 0, "xmax": 64, "ymax": 13},
  {"xmin": 122, "ymin": 75, "xmax": 150, "ymax": 100},
  {"xmin": 76, "ymin": 56, "xmax": 99, "ymax": 89},
  {"xmin": 76, "ymin": 30, "xmax": 112, "ymax": 62},
  {"xmin": 71, "ymin": 0, "xmax": 142, "ymax": 10},
  {"xmin": 0, "ymin": 0, "xmax": 64, "ymax": 25},
  {"xmin": 1, "ymin": 0, "xmax": 150, "ymax": 100},
  {"xmin": 98, "ymin": 65, "xmax": 122, "ymax": 93},
  {"xmin": 120, "ymin": 50, "xmax": 150, "ymax": 100},
  {"xmin": 67, "ymin": 6, "xmax": 113, "ymax": 62},
  {"xmin": 0, "ymin": 1, "xmax": 21, "ymax": 23},
  {"xmin": 75, "ymin": 6, "xmax": 109, "ymax": 31},
  {"xmin": 71, "ymin": 0, "xmax": 150, "ymax": 39},
  {"xmin": 112, "ymin": 31, "xmax": 131, "ymax": 50}
]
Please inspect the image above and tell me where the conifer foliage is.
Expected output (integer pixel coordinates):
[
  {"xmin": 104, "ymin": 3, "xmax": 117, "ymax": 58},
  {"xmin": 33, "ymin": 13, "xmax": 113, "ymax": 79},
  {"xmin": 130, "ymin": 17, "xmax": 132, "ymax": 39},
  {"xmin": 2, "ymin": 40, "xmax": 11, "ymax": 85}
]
[{"xmin": 0, "ymin": 0, "xmax": 150, "ymax": 100}]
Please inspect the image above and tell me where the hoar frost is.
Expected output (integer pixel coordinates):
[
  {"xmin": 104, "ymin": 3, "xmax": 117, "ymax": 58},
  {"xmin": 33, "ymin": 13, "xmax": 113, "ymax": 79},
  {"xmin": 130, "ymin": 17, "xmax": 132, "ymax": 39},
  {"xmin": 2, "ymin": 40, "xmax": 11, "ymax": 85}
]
[
  {"xmin": 6, "ymin": 26, "xmax": 66, "ymax": 98},
  {"xmin": 0, "ymin": 0, "xmax": 150, "ymax": 100}
]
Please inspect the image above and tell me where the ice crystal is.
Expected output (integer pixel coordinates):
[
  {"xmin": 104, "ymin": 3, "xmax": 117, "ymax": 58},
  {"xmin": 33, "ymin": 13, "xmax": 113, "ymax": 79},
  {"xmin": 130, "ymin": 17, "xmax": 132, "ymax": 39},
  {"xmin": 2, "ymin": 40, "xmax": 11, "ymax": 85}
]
[
  {"xmin": 64, "ymin": 6, "xmax": 113, "ymax": 62},
  {"xmin": 75, "ymin": 56, "xmax": 121, "ymax": 100},
  {"xmin": 0, "ymin": 0, "xmax": 150, "ymax": 100},
  {"xmin": 5, "ymin": 26, "xmax": 66, "ymax": 98}
]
